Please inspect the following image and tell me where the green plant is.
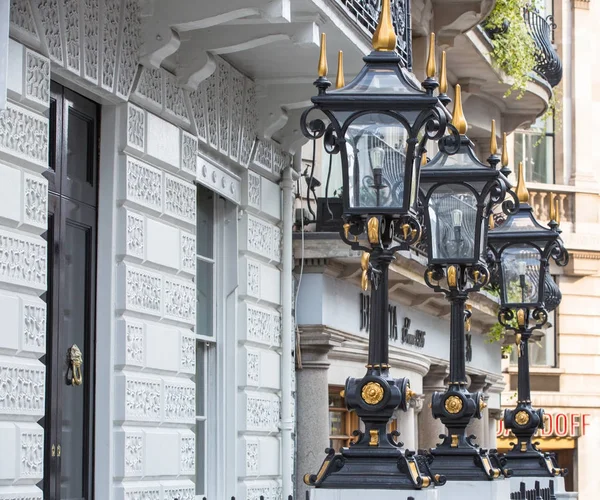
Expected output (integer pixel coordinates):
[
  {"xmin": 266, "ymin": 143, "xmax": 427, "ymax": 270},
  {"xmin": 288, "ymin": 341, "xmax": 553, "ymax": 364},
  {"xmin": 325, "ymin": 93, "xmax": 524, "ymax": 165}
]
[{"xmin": 484, "ymin": 0, "xmax": 538, "ymax": 98}]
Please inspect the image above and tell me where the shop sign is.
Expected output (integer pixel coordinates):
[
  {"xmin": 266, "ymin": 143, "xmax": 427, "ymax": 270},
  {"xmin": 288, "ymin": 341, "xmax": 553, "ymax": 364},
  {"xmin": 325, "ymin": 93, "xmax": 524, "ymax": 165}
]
[
  {"xmin": 359, "ymin": 293, "xmax": 426, "ymax": 347},
  {"xmin": 497, "ymin": 412, "xmax": 591, "ymax": 438}
]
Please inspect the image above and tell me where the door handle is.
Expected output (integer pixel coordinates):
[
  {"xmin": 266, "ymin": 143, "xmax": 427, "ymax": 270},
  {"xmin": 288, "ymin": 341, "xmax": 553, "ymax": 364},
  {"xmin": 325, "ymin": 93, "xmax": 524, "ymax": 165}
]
[{"xmin": 67, "ymin": 344, "xmax": 83, "ymax": 386}]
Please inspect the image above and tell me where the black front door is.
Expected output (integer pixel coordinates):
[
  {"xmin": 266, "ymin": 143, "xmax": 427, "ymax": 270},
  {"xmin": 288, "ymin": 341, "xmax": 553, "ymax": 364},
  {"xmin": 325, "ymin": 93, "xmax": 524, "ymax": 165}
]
[{"xmin": 43, "ymin": 81, "xmax": 99, "ymax": 500}]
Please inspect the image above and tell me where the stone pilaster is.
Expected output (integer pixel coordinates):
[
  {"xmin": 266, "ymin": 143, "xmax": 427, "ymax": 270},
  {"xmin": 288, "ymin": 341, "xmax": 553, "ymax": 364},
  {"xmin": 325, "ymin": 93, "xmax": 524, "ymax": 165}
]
[
  {"xmin": 418, "ymin": 364, "xmax": 449, "ymax": 450},
  {"xmin": 466, "ymin": 374, "xmax": 493, "ymax": 448},
  {"xmin": 295, "ymin": 327, "xmax": 342, "ymax": 499}
]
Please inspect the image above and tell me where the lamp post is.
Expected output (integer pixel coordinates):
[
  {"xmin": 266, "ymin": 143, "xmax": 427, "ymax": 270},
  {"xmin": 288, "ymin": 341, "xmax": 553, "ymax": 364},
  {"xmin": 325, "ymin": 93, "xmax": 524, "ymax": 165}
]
[
  {"xmin": 300, "ymin": 0, "xmax": 449, "ymax": 490},
  {"xmin": 487, "ymin": 163, "xmax": 569, "ymax": 477},
  {"xmin": 418, "ymin": 84, "xmax": 512, "ymax": 480}
]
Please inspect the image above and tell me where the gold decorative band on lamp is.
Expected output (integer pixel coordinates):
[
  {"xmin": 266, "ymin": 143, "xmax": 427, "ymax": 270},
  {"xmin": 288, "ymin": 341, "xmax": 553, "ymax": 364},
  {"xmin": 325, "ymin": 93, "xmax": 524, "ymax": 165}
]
[
  {"xmin": 318, "ymin": 33, "xmax": 328, "ymax": 77},
  {"xmin": 336, "ymin": 50, "xmax": 345, "ymax": 89},
  {"xmin": 516, "ymin": 161, "xmax": 529, "ymax": 203},
  {"xmin": 489, "ymin": 214, "xmax": 495, "ymax": 229},
  {"xmin": 515, "ymin": 410, "xmax": 531, "ymax": 426},
  {"xmin": 426, "ymin": 33, "xmax": 436, "ymax": 78},
  {"xmin": 502, "ymin": 132, "xmax": 509, "ymax": 167},
  {"xmin": 447, "ymin": 265, "xmax": 457, "ymax": 288},
  {"xmin": 439, "ymin": 51, "xmax": 447, "ymax": 94},
  {"xmin": 421, "ymin": 151, "xmax": 428, "ymax": 166},
  {"xmin": 490, "ymin": 119, "xmax": 498, "ymax": 155},
  {"xmin": 372, "ymin": 0, "xmax": 397, "ymax": 51},
  {"xmin": 452, "ymin": 84, "xmax": 468, "ymax": 135}
]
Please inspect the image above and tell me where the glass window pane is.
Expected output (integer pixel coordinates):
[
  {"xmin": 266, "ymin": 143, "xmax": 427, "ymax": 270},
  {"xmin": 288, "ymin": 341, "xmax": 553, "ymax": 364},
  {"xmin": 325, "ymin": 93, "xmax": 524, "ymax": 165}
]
[
  {"xmin": 501, "ymin": 244, "xmax": 542, "ymax": 305},
  {"xmin": 196, "ymin": 341, "xmax": 205, "ymax": 416},
  {"xmin": 67, "ymin": 108, "xmax": 93, "ymax": 183},
  {"xmin": 195, "ymin": 419, "xmax": 206, "ymax": 496},
  {"xmin": 196, "ymin": 260, "xmax": 213, "ymax": 336},
  {"xmin": 345, "ymin": 113, "xmax": 409, "ymax": 210},
  {"xmin": 428, "ymin": 184, "xmax": 478, "ymax": 261},
  {"xmin": 197, "ymin": 186, "xmax": 214, "ymax": 258},
  {"xmin": 329, "ymin": 411, "xmax": 344, "ymax": 436}
]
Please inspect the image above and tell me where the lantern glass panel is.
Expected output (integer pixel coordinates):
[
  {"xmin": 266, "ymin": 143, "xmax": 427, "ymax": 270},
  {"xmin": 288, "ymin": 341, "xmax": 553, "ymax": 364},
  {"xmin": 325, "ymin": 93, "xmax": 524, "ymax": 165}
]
[
  {"xmin": 332, "ymin": 66, "xmax": 419, "ymax": 95},
  {"xmin": 500, "ymin": 243, "xmax": 542, "ymax": 305},
  {"xmin": 427, "ymin": 184, "xmax": 478, "ymax": 261},
  {"xmin": 345, "ymin": 113, "xmax": 409, "ymax": 211}
]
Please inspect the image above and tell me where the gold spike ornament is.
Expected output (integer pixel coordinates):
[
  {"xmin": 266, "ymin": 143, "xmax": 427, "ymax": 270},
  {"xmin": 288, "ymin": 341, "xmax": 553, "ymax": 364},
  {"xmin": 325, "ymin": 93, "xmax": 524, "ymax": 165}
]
[
  {"xmin": 490, "ymin": 120, "xmax": 498, "ymax": 155},
  {"xmin": 373, "ymin": 0, "xmax": 397, "ymax": 51},
  {"xmin": 318, "ymin": 33, "xmax": 328, "ymax": 77},
  {"xmin": 515, "ymin": 161, "xmax": 529, "ymax": 203},
  {"xmin": 501, "ymin": 132, "xmax": 509, "ymax": 167},
  {"xmin": 336, "ymin": 51, "xmax": 345, "ymax": 89},
  {"xmin": 440, "ymin": 51, "xmax": 448, "ymax": 94},
  {"xmin": 426, "ymin": 33, "xmax": 436, "ymax": 78},
  {"xmin": 361, "ymin": 252, "xmax": 370, "ymax": 291},
  {"xmin": 452, "ymin": 84, "xmax": 468, "ymax": 135}
]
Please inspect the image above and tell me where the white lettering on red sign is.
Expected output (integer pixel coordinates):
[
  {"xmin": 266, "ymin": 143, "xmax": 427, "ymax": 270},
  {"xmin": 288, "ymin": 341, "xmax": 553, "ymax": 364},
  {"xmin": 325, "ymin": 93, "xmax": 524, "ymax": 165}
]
[{"xmin": 497, "ymin": 413, "xmax": 591, "ymax": 438}]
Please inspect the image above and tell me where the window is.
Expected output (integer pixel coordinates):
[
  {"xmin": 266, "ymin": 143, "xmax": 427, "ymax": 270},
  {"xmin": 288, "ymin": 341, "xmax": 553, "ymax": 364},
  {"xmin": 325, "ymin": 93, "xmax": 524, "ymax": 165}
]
[
  {"xmin": 328, "ymin": 386, "xmax": 397, "ymax": 452},
  {"xmin": 195, "ymin": 185, "xmax": 237, "ymax": 498},
  {"xmin": 514, "ymin": 117, "xmax": 554, "ymax": 184}
]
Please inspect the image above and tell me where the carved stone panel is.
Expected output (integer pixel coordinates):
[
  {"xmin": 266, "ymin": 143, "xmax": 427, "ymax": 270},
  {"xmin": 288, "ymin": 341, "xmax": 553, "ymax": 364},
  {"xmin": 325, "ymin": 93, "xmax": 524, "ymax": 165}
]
[
  {"xmin": 125, "ymin": 157, "xmax": 162, "ymax": 213},
  {"xmin": 163, "ymin": 277, "xmax": 195, "ymax": 324},
  {"xmin": 25, "ymin": 49, "xmax": 50, "ymax": 108},
  {"xmin": 0, "ymin": 362, "xmax": 45, "ymax": 416},
  {"xmin": 164, "ymin": 174, "xmax": 195, "ymax": 224},
  {"xmin": 23, "ymin": 173, "xmax": 48, "ymax": 229},
  {"xmin": 123, "ymin": 265, "xmax": 162, "ymax": 316},
  {"xmin": 0, "ymin": 230, "xmax": 46, "ymax": 291},
  {"xmin": 163, "ymin": 381, "xmax": 195, "ymax": 423},
  {"xmin": 124, "ymin": 377, "xmax": 161, "ymax": 421}
]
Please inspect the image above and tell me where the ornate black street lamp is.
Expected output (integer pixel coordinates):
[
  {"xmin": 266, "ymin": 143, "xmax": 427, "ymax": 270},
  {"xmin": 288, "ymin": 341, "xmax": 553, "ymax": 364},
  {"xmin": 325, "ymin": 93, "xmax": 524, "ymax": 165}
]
[
  {"xmin": 418, "ymin": 85, "xmax": 512, "ymax": 480},
  {"xmin": 301, "ymin": 0, "xmax": 449, "ymax": 490},
  {"xmin": 487, "ymin": 163, "xmax": 569, "ymax": 478}
]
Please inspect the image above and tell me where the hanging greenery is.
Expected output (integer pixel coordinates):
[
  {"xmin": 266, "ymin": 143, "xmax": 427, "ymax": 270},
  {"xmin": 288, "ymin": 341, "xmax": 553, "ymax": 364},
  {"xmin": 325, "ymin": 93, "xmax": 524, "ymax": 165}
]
[{"xmin": 484, "ymin": 0, "xmax": 539, "ymax": 98}]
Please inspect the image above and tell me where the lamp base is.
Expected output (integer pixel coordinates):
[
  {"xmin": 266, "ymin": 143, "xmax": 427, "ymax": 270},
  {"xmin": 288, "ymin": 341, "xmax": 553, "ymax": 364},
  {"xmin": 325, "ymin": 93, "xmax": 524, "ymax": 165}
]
[
  {"xmin": 303, "ymin": 446, "xmax": 444, "ymax": 490},
  {"xmin": 503, "ymin": 448, "xmax": 567, "ymax": 478},
  {"xmin": 426, "ymin": 445, "xmax": 505, "ymax": 481}
]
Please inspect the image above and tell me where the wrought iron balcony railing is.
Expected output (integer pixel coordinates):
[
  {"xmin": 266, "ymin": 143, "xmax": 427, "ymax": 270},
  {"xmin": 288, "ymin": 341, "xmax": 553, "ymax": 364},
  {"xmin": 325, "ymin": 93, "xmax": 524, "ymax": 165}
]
[
  {"xmin": 523, "ymin": 6, "xmax": 562, "ymax": 87},
  {"xmin": 485, "ymin": 6, "xmax": 562, "ymax": 87},
  {"xmin": 336, "ymin": 0, "xmax": 412, "ymax": 69}
]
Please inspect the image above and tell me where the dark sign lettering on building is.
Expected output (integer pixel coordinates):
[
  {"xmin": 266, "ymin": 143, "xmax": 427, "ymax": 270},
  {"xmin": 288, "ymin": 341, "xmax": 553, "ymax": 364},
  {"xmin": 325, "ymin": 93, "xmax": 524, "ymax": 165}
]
[{"xmin": 359, "ymin": 293, "xmax": 425, "ymax": 348}]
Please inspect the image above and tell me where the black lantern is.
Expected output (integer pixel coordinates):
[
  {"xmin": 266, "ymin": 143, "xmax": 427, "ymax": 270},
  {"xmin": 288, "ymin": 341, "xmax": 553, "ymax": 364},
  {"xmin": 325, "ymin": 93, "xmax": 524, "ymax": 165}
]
[
  {"xmin": 301, "ymin": 32, "xmax": 449, "ymax": 228},
  {"xmin": 418, "ymin": 89, "xmax": 512, "ymax": 481},
  {"xmin": 301, "ymin": 2, "xmax": 449, "ymax": 491},
  {"xmin": 420, "ymin": 89, "xmax": 510, "ymax": 266},
  {"xmin": 487, "ymin": 163, "xmax": 569, "ymax": 478}
]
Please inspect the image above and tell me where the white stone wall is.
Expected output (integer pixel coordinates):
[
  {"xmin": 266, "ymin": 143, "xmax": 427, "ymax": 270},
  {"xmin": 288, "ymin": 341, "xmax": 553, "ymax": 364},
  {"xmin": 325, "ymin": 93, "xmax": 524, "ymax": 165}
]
[{"xmin": 0, "ymin": 39, "xmax": 49, "ymax": 500}]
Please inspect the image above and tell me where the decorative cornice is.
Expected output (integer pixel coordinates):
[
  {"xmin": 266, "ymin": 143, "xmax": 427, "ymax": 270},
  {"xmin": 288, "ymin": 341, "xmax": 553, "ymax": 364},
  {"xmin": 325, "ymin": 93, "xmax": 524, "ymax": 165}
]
[{"xmin": 574, "ymin": 0, "xmax": 590, "ymax": 10}]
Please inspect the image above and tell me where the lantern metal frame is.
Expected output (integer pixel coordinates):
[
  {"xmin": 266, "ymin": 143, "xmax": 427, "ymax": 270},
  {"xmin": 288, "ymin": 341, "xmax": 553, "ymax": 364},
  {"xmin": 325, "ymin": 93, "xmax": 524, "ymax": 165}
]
[{"xmin": 487, "ymin": 177, "xmax": 569, "ymax": 478}]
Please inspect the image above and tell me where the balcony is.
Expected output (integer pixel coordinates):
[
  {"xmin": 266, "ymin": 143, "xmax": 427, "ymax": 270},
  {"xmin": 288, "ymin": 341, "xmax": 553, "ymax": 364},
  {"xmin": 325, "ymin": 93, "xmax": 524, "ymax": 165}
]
[
  {"xmin": 335, "ymin": 0, "xmax": 412, "ymax": 69},
  {"xmin": 485, "ymin": 6, "xmax": 562, "ymax": 88}
]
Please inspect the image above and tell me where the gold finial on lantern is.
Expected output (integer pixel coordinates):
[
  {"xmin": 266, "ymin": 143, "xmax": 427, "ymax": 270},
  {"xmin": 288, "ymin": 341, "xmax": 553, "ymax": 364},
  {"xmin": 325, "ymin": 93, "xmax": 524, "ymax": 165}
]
[
  {"xmin": 452, "ymin": 84, "xmax": 468, "ymax": 135},
  {"xmin": 501, "ymin": 132, "xmax": 509, "ymax": 167},
  {"xmin": 373, "ymin": 0, "xmax": 397, "ymax": 51},
  {"xmin": 336, "ymin": 51, "xmax": 345, "ymax": 89},
  {"xmin": 318, "ymin": 33, "xmax": 328, "ymax": 77},
  {"xmin": 516, "ymin": 161, "xmax": 529, "ymax": 203},
  {"xmin": 490, "ymin": 120, "xmax": 498, "ymax": 155},
  {"xmin": 426, "ymin": 33, "xmax": 436, "ymax": 78},
  {"xmin": 440, "ymin": 51, "xmax": 448, "ymax": 94}
]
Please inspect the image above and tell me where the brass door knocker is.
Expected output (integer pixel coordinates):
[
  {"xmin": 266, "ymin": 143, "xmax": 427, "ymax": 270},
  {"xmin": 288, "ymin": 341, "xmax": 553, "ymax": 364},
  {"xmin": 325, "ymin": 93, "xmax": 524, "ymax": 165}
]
[{"xmin": 67, "ymin": 344, "xmax": 83, "ymax": 386}]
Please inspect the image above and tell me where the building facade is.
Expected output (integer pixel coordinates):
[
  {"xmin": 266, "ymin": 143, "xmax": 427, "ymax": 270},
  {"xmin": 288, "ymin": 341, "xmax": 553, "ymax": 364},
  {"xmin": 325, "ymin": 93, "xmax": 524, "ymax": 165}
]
[{"xmin": 0, "ymin": 0, "xmax": 569, "ymax": 499}]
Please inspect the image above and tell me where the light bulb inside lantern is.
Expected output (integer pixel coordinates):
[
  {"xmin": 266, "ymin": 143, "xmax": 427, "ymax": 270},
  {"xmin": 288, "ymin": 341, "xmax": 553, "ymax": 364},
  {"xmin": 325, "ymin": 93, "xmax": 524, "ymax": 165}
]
[{"xmin": 452, "ymin": 209, "xmax": 463, "ymax": 228}]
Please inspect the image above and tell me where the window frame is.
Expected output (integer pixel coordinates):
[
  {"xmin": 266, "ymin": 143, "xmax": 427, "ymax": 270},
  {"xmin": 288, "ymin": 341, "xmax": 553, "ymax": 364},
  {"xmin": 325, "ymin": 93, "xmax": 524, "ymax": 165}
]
[{"xmin": 513, "ymin": 117, "xmax": 555, "ymax": 185}]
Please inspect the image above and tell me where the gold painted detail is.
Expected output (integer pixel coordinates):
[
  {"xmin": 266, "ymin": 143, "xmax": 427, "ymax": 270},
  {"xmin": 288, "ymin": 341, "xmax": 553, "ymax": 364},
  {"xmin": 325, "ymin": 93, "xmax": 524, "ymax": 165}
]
[
  {"xmin": 361, "ymin": 251, "xmax": 370, "ymax": 292},
  {"xmin": 439, "ymin": 51, "xmax": 447, "ymax": 94},
  {"xmin": 473, "ymin": 270, "xmax": 480, "ymax": 284},
  {"xmin": 336, "ymin": 51, "xmax": 345, "ymax": 89},
  {"xmin": 517, "ymin": 309, "xmax": 526, "ymax": 327},
  {"xmin": 516, "ymin": 161, "xmax": 529, "ymax": 203},
  {"xmin": 516, "ymin": 332, "xmax": 523, "ymax": 357},
  {"xmin": 343, "ymin": 223, "xmax": 350, "ymax": 240},
  {"xmin": 369, "ymin": 429, "xmax": 379, "ymax": 446},
  {"xmin": 426, "ymin": 33, "xmax": 436, "ymax": 78},
  {"xmin": 421, "ymin": 476, "xmax": 431, "ymax": 488},
  {"xmin": 406, "ymin": 387, "xmax": 416, "ymax": 402},
  {"xmin": 340, "ymin": 389, "xmax": 345, "ymax": 398},
  {"xmin": 515, "ymin": 411, "xmax": 530, "ymax": 426},
  {"xmin": 402, "ymin": 223, "xmax": 411, "ymax": 240},
  {"xmin": 421, "ymin": 151, "xmax": 428, "ymax": 166},
  {"xmin": 372, "ymin": 0, "xmax": 397, "ymax": 51},
  {"xmin": 489, "ymin": 214, "xmax": 495, "ymax": 229},
  {"xmin": 521, "ymin": 441, "xmax": 528, "ymax": 452},
  {"xmin": 451, "ymin": 435, "xmax": 459, "ymax": 448},
  {"xmin": 554, "ymin": 198, "xmax": 561, "ymax": 225},
  {"xmin": 69, "ymin": 344, "xmax": 83, "ymax": 386},
  {"xmin": 490, "ymin": 119, "xmax": 498, "ymax": 155},
  {"xmin": 452, "ymin": 84, "xmax": 468, "ymax": 135},
  {"xmin": 57, "ymin": 445, "xmax": 61, "ymax": 457},
  {"xmin": 318, "ymin": 33, "xmax": 328, "ymax": 77},
  {"xmin": 408, "ymin": 460, "xmax": 419, "ymax": 482},
  {"xmin": 362, "ymin": 382, "xmax": 384, "ymax": 405},
  {"xmin": 447, "ymin": 265, "xmax": 457, "ymax": 288},
  {"xmin": 479, "ymin": 399, "xmax": 487, "ymax": 411},
  {"xmin": 465, "ymin": 304, "xmax": 472, "ymax": 332},
  {"xmin": 445, "ymin": 396, "xmax": 463, "ymax": 414},
  {"xmin": 367, "ymin": 217, "xmax": 380, "ymax": 244}
]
